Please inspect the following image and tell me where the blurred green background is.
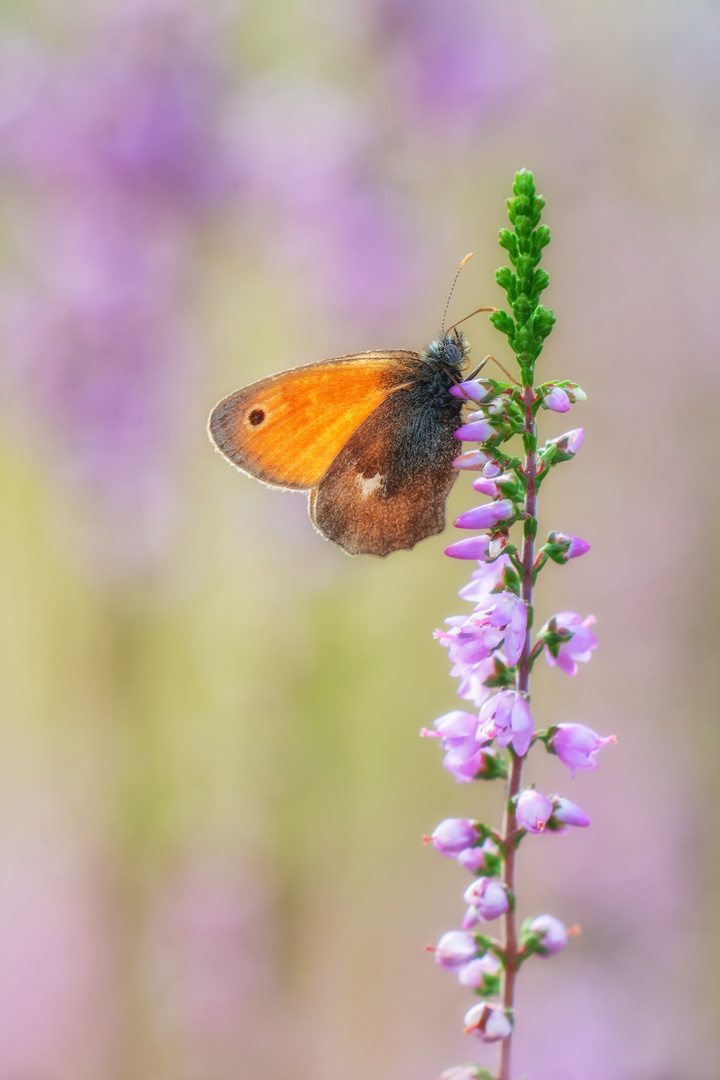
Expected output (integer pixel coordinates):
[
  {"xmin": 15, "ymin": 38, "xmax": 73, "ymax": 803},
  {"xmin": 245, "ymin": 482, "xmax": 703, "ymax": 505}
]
[{"xmin": 0, "ymin": 1, "xmax": 716, "ymax": 1078}]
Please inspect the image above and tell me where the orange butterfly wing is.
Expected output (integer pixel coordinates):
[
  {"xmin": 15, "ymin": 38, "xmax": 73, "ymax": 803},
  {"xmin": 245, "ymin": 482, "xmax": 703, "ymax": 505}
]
[{"xmin": 208, "ymin": 351, "xmax": 421, "ymax": 490}]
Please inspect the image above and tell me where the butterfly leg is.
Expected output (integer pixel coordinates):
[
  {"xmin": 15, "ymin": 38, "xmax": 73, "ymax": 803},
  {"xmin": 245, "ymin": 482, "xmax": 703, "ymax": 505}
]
[{"xmin": 476, "ymin": 355, "xmax": 521, "ymax": 385}]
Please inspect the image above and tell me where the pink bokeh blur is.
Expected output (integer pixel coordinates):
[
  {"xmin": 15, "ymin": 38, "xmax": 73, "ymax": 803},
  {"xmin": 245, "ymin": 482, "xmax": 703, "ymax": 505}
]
[{"xmin": 0, "ymin": 0, "xmax": 717, "ymax": 1078}]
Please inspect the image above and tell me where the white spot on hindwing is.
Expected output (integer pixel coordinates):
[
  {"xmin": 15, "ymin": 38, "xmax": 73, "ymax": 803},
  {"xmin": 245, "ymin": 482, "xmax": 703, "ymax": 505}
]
[{"xmin": 356, "ymin": 472, "xmax": 384, "ymax": 498}]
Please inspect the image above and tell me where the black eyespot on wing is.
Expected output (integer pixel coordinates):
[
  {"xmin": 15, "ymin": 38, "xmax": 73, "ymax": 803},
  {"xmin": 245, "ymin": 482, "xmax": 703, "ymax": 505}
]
[{"xmin": 248, "ymin": 408, "xmax": 265, "ymax": 426}]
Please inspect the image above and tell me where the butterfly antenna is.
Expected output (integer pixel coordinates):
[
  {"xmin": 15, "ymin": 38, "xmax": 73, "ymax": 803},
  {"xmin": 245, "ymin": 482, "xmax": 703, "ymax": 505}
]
[
  {"xmin": 446, "ymin": 306, "xmax": 499, "ymax": 335},
  {"xmin": 441, "ymin": 252, "xmax": 474, "ymax": 336}
]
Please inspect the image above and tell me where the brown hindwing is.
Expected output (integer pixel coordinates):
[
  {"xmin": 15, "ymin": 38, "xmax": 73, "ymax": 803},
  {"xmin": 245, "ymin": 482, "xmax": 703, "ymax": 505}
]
[{"xmin": 309, "ymin": 383, "xmax": 463, "ymax": 556}]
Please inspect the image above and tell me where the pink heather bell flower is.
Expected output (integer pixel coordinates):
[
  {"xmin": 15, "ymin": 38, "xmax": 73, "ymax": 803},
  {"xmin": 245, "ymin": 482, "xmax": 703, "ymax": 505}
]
[
  {"xmin": 549, "ymin": 794, "xmax": 591, "ymax": 829},
  {"xmin": 442, "ymin": 742, "xmax": 498, "ymax": 783},
  {"xmin": 435, "ymin": 614, "xmax": 504, "ymax": 665},
  {"xmin": 430, "ymin": 817, "xmax": 480, "ymax": 856},
  {"xmin": 539, "ymin": 382, "xmax": 585, "ymax": 405},
  {"xmin": 515, "ymin": 788, "xmax": 552, "ymax": 833},
  {"xmin": 457, "ymin": 838, "xmax": 500, "ymax": 874},
  {"xmin": 424, "ymin": 708, "xmax": 504, "ymax": 781},
  {"xmin": 448, "ymin": 378, "xmax": 494, "ymax": 402},
  {"xmin": 445, "ymin": 533, "xmax": 508, "ymax": 560},
  {"xmin": 481, "ymin": 460, "xmax": 503, "ymax": 478},
  {"xmin": 463, "ymin": 1001, "xmax": 512, "ymax": 1042},
  {"xmin": 498, "ymin": 594, "xmax": 527, "ymax": 666},
  {"xmin": 458, "ymin": 555, "xmax": 513, "ymax": 604},
  {"xmin": 474, "ymin": 592, "xmax": 522, "ymax": 630},
  {"xmin": 471, "ymin": 472, "xmax": 521, "ymax": 501},
  {"xmin": 452, "ymin": 447, "xmax": 494, "ymax": 470},
  {"xmin": 462, "ymin": 878, "xmax": 509, "ymax": 922},
  {"xmin": 440, "ymin": 593, "xmax": 526, "ymax": 668},
  {"xmin": 565, "ymin": 428, "xmax": 584, "ymax": 453},
  {"xmin": 478, "ymin": 690, "xmax": 534, "ymax": 756},
  {"xmin": 454, "ymin": 417, "xmax": 496, "ymax": 442},
  {"xmin": 546, "ymin": 427, "xmax": 584, "ymax": 459},
  {"xmin": 545, "ymin": 530, "xmax": 591, "ymax": 562},
  {"xmin": 458, "ymin": 951, "xmax": 502, "ymax": 988},
  {"xmin": 527, "ymin": 914, "xmax": 570, "ymax": 956},
  {"xmin": 471, "ymin": 476, "xmax": 501, "ymax": 497},
  {"xmin": 457, "ymin": 847, "xmax": 488, "ymax": 873},
  {"xmin": 454, "ymin": 655, "xmax": 503, "ymax": 707},
  {"xmin": 454, "ymin": 499, "xmax": 514, "ymax": 530},
  {"xmin": 539, "ymin": 611, "xmax": 598, "ymax": 675},
  {"xmin": 433, "ymin": 930, "xmax": 479, "ymax": 970},
  {"xmin": 542, "ymin": 385, "xmax": 571, "ymax": 412},
  {"xmin": 550, "ymin": 723, "xmax": 616, "ymax": 777},
  {"xmin": 429, "ymin": 710, "xmax": 480, "ymax": 743}
]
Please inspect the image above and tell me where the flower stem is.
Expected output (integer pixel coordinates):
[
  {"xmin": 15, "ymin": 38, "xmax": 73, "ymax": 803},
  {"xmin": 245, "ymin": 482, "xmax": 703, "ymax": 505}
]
[{"xmin": 497, "ymin": 382, "xmax": 537, "ymax": 1080}]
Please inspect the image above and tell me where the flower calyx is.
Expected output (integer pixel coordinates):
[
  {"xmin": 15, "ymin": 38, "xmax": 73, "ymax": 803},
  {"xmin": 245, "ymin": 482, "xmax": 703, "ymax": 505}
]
[
  {"xmin": 538, "ymin": 427, "xmax": 584, "ymax": 471},
  {"xmin": 538, "ymin": 530, "xmax": 591, "ymax": 566},
  {"xmin": 536, "ymin": 381, "xmax": 586, "ymax": 413},
  {"xmin": 518, "ymin": 914, "xmax": 580, "ymax": 961},
  {"xmin": 537, "ymin": 612, "xmax": 597, "ymax": 675}
]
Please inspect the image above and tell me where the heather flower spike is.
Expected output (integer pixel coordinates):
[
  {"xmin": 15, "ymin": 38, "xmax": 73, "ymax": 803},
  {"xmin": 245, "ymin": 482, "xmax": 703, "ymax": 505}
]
[{"xmin": 423, "ymin": 171, "xmax": 613, "ymax": 1080}]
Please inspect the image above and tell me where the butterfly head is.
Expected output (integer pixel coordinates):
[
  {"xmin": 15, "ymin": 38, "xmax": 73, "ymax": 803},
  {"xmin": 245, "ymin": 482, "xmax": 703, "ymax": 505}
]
[{"xmin": 422, "ymin": 329, "xmax": 470, "ymax": 373}]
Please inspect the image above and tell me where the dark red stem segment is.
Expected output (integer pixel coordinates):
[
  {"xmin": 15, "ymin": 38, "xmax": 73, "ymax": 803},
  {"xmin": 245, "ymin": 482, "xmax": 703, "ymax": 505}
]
[{"xmin": 497, "ymin": 383, "xmax": 537, "ymax": 1080}]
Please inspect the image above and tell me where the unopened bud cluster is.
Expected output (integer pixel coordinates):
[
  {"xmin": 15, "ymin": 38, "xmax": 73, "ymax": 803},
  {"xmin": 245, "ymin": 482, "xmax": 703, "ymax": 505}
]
[{"xmin": 425, "ymin": 171, "xmax": 614, "ymax": 1079}]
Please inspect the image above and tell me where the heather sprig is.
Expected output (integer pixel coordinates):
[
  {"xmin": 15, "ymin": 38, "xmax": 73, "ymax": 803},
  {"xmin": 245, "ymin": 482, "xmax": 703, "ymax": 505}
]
[{"xmin": 425, "ymin": 171, "xmax": 614, "ymax": 1080}]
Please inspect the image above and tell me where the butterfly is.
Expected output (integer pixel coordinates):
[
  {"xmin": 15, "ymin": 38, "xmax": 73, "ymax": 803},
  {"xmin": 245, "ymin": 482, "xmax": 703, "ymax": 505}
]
[{"xmin": 208, "ymin": 329, "xmax": 476, "ymax": 557}]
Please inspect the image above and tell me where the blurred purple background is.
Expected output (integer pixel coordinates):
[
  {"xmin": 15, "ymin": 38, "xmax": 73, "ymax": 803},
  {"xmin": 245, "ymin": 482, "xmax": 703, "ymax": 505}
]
[{"xmin": 0, "ymin": 0, "xmax": 717, "ymax": 1077}]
